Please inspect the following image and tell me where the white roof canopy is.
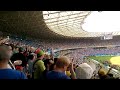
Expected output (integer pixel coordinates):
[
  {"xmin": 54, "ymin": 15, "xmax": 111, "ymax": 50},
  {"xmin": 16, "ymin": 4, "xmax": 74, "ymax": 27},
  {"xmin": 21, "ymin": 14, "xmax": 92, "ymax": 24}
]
[{"xmin": 43, "ymin": 11, "xmax": 120, "ymax": 37}]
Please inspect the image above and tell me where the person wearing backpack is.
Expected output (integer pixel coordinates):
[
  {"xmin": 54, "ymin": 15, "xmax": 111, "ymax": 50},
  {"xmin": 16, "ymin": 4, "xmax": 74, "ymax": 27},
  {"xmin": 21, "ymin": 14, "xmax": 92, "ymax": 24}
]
[
  {"xmin": 0, "ymin": 45, "xmax": 27, "ymax": 79},
  {"xmin": 32, "ymin": 49, "xmax": 46, "ymax": 79}
]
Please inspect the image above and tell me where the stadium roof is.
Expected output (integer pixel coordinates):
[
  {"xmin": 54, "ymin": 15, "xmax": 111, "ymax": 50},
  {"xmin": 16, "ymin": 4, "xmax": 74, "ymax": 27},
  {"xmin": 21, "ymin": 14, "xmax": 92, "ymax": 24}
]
[
  {"xmin": 43, "ymin": 11, "xmax": 120, "ymax": 38},
  {"xmin": 0, "ymin": 11, "xmax": 120, "ymax": 39}
]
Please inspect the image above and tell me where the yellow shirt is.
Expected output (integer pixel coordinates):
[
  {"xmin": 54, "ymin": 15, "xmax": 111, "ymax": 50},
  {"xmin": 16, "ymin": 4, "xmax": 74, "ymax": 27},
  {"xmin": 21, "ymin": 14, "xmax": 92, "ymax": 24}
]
[
  {"xmin": 34, "ymin": 60, "xmax": 46, "ymax": 79},
  {"xmin": 66, "ymin": 71, "xmax": 71, "ymax": 77}
]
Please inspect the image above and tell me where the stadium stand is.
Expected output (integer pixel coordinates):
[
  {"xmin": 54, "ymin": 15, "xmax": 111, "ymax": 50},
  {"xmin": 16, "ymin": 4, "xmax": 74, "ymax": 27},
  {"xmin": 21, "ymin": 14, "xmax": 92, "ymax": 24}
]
[{"xmin": 0, "ymin": 11, "xmax": 120, "ymax": 79}]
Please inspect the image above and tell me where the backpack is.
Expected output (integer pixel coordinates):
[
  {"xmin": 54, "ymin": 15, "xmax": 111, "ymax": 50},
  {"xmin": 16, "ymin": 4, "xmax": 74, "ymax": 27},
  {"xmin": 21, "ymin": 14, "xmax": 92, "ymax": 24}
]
[
  {"xmin": 8, "ymin": 60, "xmax": 16, "ymax": 70},
  {"xmin": 32, "ymin": 59, "xmax": 40, "ymax": 79}
]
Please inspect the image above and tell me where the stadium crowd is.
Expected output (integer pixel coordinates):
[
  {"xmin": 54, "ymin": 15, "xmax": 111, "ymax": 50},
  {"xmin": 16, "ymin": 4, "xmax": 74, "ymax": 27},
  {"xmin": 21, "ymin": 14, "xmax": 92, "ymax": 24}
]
[{"xmin": 0, "ymin": 35, "xmax": 119, "ymax": 79}]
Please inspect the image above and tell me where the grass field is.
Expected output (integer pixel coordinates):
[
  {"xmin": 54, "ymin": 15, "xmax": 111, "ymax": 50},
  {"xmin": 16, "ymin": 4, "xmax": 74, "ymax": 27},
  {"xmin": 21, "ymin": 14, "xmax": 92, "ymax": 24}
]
[{"xmin": 88, "ymin": 56, "xmax": 120, "ymax": 66}]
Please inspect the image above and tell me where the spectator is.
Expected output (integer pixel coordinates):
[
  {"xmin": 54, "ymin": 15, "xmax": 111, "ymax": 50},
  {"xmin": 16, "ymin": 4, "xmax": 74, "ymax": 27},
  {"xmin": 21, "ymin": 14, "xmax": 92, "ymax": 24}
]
[
  {"xmin": 46, "ymin": 56, "xmax": 76, "ymax": 79},
  {"xmin": 10, "ymin": 47, "xmax": 27, "ymax": 72},
  {"xmin": 75, "ymin": 63, "xmax": 94, "ymax": 79},
  {"xmin": 27, "ymin": 53, "xmax": 36, "ymax": 79},
  {"xmin": 43, "ymin": 59, "xmax": 54, "ymax": 79},
  {"xmin": 98, "ymin": 69, "xmax": 112, "ymax": 79},
  {"xmin": 0, "ymin": 45, "xmax": 27, "ymax": 79},
  {"xmin": 7, "ymin": 45, "xmax": 15, "ymax": 69},
  {"xmin": 13, "ymin": 47, "xmax": 19, "ymax": 54},
  {"xmin": 32, "ymin": 50, "xmax": 46, "ymax": 79},
  {"xmin": 49, "ymin": 58, "xmax": 58, "ymax": 71}
]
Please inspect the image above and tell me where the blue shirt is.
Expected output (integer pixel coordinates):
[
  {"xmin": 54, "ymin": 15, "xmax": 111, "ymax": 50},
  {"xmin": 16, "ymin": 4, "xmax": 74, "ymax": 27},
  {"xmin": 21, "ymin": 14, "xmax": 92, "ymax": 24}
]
[
  {"xmin": 46, "ymin": 71, "xmax": 71, "ymax": 79},
  {"xmin": 0, "ymin": 69, "xmax": 27, "ymax": 79}
]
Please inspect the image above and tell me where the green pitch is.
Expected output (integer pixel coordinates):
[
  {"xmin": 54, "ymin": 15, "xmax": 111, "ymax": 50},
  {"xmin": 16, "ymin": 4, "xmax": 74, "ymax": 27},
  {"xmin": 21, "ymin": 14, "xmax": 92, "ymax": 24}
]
[{"xmin": 88, "ymin": 56, "xmax": 120, "ymax": 66}]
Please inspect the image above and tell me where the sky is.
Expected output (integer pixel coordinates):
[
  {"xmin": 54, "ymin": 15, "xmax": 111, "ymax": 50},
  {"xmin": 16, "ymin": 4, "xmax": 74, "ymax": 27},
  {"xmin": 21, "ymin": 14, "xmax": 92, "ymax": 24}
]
[{"xmin": 82, "ymin": 11, "xmax": 120, "ymax": 32}]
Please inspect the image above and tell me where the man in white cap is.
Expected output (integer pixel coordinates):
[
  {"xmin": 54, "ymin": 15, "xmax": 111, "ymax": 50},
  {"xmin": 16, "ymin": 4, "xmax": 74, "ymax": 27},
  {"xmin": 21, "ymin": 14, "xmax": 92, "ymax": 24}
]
[{"xmin": 75, "ymin": 63, "xmax": 94, "ymax": 79}]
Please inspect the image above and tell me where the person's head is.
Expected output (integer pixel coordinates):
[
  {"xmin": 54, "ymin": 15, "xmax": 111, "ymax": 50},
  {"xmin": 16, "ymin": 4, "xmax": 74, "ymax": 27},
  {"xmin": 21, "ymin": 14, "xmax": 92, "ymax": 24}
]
[
  {"xmin": 73, "ymin": 64, "xmax": 77, "ymax": 69},
  {"xmin": 37, "ymin": 50, "xmax": 45, "ymax": 59},
  {"xmin": 8, "ymin": 45, "xmax": 13, "ymax": 56},
  {"xmin": 13, "ymin": 47, "xmax": 19, "ymax": 53},
  {"xmin": 0, "ymin": 45, "xmax": 12, "ymax": 63},
  {"xmin": 19, "ymin": 47, "xmax": 24, "ymax": 53},
  {"xmin": 49, "ymin": 58, "xmax": 58, "ymax": 71},
  {"xmin": 44, "ymin": 59, "xmax": 54, "ymax": 68},
  {"xmin": 75, "ymin": 63, "xmax": 94, "ymax": 79},
  {"xmin": 55, "ymin": 56, "xmax": 71, "ymax": 72},
  {"xmin": 30, "ymin": 47, "xmax": 36, "ymax": 53},
  {"xmin": 98, "ymin": 69, "xmax": 106, "ymax": 77},
  {"xmin": 28, "ymin": 53, "xmax": 36, "ymax": 60},
  {"xmin": 44, "ymin": 54, "xmax": 51, "ymax": 59}
]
